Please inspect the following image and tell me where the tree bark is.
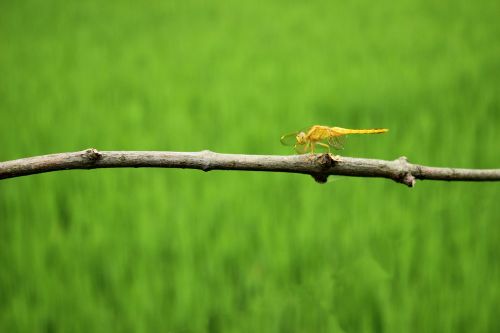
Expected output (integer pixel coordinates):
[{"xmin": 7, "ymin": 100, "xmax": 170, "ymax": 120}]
[{"xmin": 1, "ymin": 148, "xmax": 499, "ymax": 187}]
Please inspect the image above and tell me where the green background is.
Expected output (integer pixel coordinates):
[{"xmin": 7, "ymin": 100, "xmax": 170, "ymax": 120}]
[{"xmin": 1, "ymin": 0, "xmax": 499, "ymax": 332}]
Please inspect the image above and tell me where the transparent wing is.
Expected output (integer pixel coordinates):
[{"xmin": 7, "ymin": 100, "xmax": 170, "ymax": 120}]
[
  {"xmin": 327, "ymin": 135, "xmax": 346, "ymax": 150},
  {"xmin": 294, "ymin": 142, "xmax": 309, "ymax": 154},
  {"xmin": 280, "ymin": 132, "xmax": 299, "ymax": 146}
]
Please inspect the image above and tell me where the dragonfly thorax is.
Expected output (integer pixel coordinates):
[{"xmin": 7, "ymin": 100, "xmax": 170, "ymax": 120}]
[{"xmin": 296, "ymin": 132, "xmax": 307, "ymax": 144}]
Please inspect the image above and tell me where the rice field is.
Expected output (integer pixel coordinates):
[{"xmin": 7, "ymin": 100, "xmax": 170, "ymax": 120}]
[{"xmin": 1, "ymin": 0, "xmax": 499, "ymax": 332}]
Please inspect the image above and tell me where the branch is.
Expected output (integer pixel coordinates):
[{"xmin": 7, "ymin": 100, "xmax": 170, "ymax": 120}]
[{"xmin": 1, "ymin": 148, "xmax": 499, "ymax": 187}]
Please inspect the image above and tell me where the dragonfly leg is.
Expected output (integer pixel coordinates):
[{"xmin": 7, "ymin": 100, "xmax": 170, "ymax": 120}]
[
  {"xmin": 304, "ymin": 142, "xmax": 310, "ymax": 154},
  {"xmin": 316, "ymin": 142, "xmax": 331, "ymax": 154},
  {"xmin": 304, "ymin": 142, "xmax": 317, "ymax": 160}
]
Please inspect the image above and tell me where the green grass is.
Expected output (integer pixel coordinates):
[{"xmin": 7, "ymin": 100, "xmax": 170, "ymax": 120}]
[{"xmin": 1, "ymin": 0, "xmax": 500, "ymax": 332}]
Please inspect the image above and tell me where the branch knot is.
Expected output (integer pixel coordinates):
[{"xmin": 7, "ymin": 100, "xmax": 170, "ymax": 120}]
[
  {"xmin": 311, "ymin": 153, "xmax": 341, "ymax": 184},
  {"xmin": 200, "ymin": 150, "xmax": 214, "ymax": 171},
  {"xmin": 396, "ymin": 156, "xmax": 416, "ymax": 187},
  {"xmin": 83, "ymin": 148, "xmax": 102, "ymax": 162}
]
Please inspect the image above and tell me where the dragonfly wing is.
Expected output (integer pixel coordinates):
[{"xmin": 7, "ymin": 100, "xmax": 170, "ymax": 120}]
[
  {"xmin": 327, "ymin": 135, "xmax": 345, "ymax": 150},
  {"xmin": 280, "ymin": 132, "xmax": 299, "ymax": 146},
  {"xmin": 294, "ymin": 142, "xmax": 310, "ymax": 154}
]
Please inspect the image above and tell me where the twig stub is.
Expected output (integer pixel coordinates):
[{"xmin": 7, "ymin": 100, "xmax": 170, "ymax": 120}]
[
  {"xmin": 395, "ymin": 156, "xmax": 416, "ymax": 187},
  {"xmin": 83, "ymin": 148, "xmax": 102, "ymax": 161}
]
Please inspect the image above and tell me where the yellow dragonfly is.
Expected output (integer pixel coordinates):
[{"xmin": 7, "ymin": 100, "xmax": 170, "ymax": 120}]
[{"xmin": 281, "ymin": 125, "xmax": 389, "ymax": 154}]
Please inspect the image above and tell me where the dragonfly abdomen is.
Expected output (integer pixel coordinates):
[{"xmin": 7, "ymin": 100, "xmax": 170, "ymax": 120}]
[{"xmin": 330, "ymin": 127, "xmax": 388, "ymax": 135}]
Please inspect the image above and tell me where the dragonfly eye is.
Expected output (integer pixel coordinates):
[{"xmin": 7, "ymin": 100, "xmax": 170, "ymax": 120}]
[{"xmin": 296, "ymin": 132, "xmax": 306, "ymax": 144}]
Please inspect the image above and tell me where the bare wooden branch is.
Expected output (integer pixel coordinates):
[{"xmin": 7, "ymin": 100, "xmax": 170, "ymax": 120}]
[{"xmin": 0, "ymin": 148, "xmax": 499, "ymax": 187}]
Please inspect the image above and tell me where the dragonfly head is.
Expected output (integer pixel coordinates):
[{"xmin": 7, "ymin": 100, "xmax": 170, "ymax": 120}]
[{"xmin": 296, "ymin": 132, "xmax": 307, "ymax": 144}]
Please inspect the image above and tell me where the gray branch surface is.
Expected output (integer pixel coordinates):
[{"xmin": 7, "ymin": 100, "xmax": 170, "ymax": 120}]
[{"xmin": 1, "ymin": 148, "xmax": 499, "ymax": 187}]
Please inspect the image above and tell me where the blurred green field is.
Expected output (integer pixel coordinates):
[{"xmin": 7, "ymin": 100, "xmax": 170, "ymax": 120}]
[{"xmin": 1, "ymin": 0, "xmax": 500, "ymax": 332}]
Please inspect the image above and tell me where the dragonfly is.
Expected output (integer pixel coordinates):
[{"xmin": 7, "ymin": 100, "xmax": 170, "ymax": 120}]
[{"xmin": 280, "ymin": 125, "xmax": 389, "ymax": 154}]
